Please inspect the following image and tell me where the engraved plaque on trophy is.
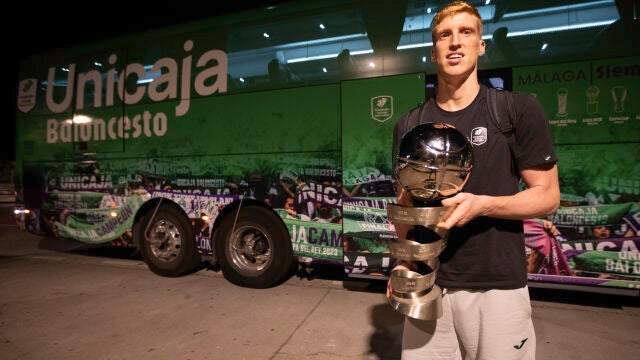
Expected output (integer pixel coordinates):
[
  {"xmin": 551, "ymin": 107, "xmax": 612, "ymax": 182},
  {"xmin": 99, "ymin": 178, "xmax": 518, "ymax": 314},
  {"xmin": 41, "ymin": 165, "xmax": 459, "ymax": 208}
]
[{"xmin": 387, "ymin": 123, "xmax": 473, "ymax": 320}]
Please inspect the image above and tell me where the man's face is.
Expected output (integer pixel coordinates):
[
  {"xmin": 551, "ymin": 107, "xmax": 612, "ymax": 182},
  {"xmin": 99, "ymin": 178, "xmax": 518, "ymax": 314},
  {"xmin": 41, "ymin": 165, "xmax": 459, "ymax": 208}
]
[{"xmin": 431, "ymin": 12, "xmax": 485, "ymax": 79}]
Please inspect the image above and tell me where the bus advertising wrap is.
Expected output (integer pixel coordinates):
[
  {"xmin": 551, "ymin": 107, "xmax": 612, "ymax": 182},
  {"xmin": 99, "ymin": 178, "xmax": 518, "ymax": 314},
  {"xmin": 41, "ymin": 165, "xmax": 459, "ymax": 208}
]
[{"xmin": 13, "ymin": 30, "xmax": 639, "ymax": 294}]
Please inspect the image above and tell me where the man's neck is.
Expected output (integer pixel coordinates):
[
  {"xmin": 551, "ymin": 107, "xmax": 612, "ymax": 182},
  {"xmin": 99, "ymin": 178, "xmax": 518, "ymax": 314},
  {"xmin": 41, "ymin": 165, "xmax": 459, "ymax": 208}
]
[{"xmin": 435, "ymin": 74, "xmax": 481, "ymax": 112}]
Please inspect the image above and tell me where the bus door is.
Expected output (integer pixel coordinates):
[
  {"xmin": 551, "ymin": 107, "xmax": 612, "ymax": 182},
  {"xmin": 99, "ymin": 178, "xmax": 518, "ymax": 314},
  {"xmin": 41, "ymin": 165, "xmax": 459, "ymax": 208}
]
[{"xmin": 341, "ymin": 73, "xmax": 426, "ymax": 279}]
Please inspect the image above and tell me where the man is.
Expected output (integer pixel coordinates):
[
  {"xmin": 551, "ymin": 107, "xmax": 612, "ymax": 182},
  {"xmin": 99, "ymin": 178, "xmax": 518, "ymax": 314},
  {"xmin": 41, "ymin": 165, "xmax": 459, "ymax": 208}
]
[{"xmin": 388, "ymin": 1, "xmax": 560, "ymax": 359}]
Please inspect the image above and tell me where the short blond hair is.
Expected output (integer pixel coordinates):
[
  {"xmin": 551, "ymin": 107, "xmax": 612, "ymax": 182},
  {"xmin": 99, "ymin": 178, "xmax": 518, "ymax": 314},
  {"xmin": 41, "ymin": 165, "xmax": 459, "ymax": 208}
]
[{"xmin": 431, "ymin": 1, "xmax": 483, "ymax": 41}]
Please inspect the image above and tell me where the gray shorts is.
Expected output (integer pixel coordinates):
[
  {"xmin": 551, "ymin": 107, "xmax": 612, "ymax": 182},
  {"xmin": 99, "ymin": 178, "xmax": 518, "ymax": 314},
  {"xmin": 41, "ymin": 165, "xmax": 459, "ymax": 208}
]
[{"xmin": 402, "ymin": 286, "xmax": 535, "ymax": 360}]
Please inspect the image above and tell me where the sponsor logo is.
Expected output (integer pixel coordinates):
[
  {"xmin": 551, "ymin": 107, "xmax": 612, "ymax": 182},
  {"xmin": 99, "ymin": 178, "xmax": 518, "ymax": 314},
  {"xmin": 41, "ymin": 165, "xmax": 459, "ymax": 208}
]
[
  {"xmin": 471, "ymin": 127, "xmax": 487, "ymax": 145},
  {"xmin": 17, "ymin": 78, "xmax": 38, "ymax": 114},
  {"xmin": 371, "ymin": 95, "xmax": 393, "ymax": 122},
  {"xmin": 514, "ymin": 338, "xmax": 528, "ymax": 350},
  {"xmin": 18, "ymin": 40, "xmax": 228, "ymax": 117}
]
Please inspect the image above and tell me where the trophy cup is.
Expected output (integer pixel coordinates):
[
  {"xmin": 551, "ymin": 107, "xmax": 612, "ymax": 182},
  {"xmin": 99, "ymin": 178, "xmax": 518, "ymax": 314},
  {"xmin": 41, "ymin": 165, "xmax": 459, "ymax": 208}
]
[
  {"xmin": 611, "ymin": 86, "xmax": 627, "ymax": 113},
  {"xmin": 386, "ymin": 123, "xmax": 473, "ymax": 320},
  {"xmin": 556, "ymin": 88, "xmax": 569, "ymax": 117}
]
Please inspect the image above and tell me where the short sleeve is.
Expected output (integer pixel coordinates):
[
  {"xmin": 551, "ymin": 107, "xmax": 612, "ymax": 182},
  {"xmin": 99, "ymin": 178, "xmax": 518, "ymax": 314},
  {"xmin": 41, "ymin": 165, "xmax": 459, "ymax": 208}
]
[{"xmin": 513, "ymin": 92, "xmax": 558, "ymax": 170}]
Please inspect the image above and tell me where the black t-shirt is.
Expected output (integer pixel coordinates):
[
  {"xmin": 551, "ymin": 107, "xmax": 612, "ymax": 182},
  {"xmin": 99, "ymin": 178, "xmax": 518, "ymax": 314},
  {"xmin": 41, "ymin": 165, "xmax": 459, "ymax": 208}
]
[{"xmin": 393, "ymin": 85, "xmax": 558, "ymax": 290}]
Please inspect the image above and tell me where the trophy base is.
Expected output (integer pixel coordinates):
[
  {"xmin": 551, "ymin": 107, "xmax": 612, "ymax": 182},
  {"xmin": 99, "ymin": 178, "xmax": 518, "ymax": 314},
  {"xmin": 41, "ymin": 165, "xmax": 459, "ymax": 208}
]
[{"xmin": 387, "ymin": 285, "xmax": 443, "ymax": 320}]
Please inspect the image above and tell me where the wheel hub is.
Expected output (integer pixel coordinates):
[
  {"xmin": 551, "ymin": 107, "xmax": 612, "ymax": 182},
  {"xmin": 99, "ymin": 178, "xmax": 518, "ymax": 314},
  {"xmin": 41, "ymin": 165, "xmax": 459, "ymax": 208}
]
[{"xmin": 147, "ymin": 219, "xmax": 181, "ymax": 262}]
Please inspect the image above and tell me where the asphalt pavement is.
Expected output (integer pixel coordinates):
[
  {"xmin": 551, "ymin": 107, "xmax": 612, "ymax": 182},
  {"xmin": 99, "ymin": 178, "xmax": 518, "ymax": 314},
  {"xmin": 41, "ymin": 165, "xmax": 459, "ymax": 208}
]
[{"xmin": 0, "ymin": 203, "xmax": 638, "ymax": 359}]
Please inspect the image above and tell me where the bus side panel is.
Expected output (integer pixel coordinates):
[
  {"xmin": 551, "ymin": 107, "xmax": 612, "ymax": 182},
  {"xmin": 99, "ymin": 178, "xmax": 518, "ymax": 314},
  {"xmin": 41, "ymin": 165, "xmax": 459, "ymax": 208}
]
[
  {"xmin": 123, "ymin": 84, "xmax": 341, "ymax": 157},
  {"xmin": 514, "ymin": 57, "xmax": 640, "ymax": 290},
  {"xmin": 16, "ymin": 84, "xmax": 346, "ymax": 253},
  {"xmin": 116, "ymin": 85, "xmax": 345, "ymax": 260},
  {"xmin": 341, "ymin": 73, "xmax": 426, "ymax": 277}
]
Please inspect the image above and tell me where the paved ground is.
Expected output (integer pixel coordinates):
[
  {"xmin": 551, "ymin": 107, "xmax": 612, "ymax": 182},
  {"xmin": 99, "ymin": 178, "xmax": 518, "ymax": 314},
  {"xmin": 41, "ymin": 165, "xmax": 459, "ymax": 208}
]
[{"xmin": 1, "ymin": 203, "xmax": 639, "ymax": 359}]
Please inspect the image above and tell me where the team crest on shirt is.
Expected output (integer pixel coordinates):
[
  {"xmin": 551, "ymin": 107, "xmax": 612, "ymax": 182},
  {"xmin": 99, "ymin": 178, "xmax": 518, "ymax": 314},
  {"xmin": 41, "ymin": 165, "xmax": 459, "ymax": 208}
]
[{"xmin": 471, "ymin": 127, "xmax": 487, "ymax": 145}]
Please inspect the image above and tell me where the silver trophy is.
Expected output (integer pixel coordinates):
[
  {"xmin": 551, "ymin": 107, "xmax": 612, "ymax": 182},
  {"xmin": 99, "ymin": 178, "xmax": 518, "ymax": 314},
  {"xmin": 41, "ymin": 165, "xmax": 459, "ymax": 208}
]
[{"xmin": 387, "ymin": 123, "xmax": 473, "ymax": 320}]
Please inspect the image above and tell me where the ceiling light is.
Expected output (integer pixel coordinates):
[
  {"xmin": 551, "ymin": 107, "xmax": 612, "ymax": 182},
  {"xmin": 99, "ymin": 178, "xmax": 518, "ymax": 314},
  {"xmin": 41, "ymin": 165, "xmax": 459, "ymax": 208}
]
[
  {"xmin": 397, "ymin": 19, "xmax": 615, "ymax": 50},
  {"xmin": 503, "ymin": 0, "xmax": 614, "ymax": 19},
  {"xmin": 72, "ymin": 115, "xmax": 92, "ymax": 124},
  {"xmin": 506, "ymin": 20, "xmax": 615, "ymax": 37},
  {"xmin": 286, "ymin": 49, "xmax": 373, "ymax": 64}
]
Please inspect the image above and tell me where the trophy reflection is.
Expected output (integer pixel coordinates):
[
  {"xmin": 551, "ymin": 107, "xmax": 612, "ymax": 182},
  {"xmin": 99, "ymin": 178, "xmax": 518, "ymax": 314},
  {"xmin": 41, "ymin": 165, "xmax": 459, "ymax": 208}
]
[
  {"xmin": 556, "ymin": 88, "xmax": 569, "ymax": 117},
  {"xmin": 387, "ymin": 123, "xmax": 473, "ymax": 320},
  {"xmin": 611, "ymin": 86, "xmax": 627, "ymax": 113}
]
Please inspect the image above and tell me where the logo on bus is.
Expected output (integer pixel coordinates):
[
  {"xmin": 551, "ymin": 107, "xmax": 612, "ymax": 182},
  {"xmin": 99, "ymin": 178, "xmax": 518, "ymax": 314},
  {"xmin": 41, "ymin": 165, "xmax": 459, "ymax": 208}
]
[
  {"xmin": 17, "ymin": 78, "xmax": 38, "ymax": 114},
  {"xmin": 371, "ymin": 95, "xmax": 393, "ymax": 123}
]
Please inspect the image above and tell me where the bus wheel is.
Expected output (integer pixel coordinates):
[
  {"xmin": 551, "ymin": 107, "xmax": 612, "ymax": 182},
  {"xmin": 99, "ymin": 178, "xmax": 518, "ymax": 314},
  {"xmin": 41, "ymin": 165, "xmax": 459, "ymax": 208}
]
[
  {"xmin": 216, "ymin": 206, "xmax": 294, "ymax": 288},
  {"xmin": 135, "ymin": 205, "xmax": 201, "ymax": 277}
]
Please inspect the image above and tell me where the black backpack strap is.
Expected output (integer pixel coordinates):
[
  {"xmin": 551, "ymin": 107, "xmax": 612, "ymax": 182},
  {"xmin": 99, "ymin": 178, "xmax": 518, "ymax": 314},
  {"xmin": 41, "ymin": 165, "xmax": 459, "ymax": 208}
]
[{"xmin": 486, "ymin": 87, "xmax": 521, "ymax": 175}]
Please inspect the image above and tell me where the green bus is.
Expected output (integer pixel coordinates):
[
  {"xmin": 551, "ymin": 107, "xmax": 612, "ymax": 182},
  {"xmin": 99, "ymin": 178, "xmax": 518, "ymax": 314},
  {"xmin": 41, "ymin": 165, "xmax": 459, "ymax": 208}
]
[{"xmin": 14, "ymin": 0, "xmax": 640, "ymax": 294}]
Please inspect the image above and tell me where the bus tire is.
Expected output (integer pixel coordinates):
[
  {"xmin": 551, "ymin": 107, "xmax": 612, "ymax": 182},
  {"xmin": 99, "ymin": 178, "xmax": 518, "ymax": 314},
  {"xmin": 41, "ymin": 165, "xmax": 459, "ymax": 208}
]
[
  {"xmin": 135, "ymin": 205, "xmax": 201, "ymax": 277},
  {"xmin": 216, "ymin": 206, "xmax": 294, "ymax": 288}
]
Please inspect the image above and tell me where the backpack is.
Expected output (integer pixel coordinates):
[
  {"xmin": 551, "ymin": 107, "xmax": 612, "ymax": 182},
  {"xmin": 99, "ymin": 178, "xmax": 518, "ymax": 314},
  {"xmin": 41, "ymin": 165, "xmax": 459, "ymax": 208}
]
[
  {"xmin": 392, "ymin": 86, "xmax": 521, "ymax": 175},
  {"xmin": 486, "ymin": 87, "xmax": 521, "ymax": 172}
]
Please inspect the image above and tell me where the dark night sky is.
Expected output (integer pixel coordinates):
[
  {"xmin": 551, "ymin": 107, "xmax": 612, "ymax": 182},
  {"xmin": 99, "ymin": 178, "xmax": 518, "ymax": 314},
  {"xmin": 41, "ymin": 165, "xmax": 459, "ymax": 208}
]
[{"xmin": 5, "ymin": 1, "xmax": 288, "ymax": 162}]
